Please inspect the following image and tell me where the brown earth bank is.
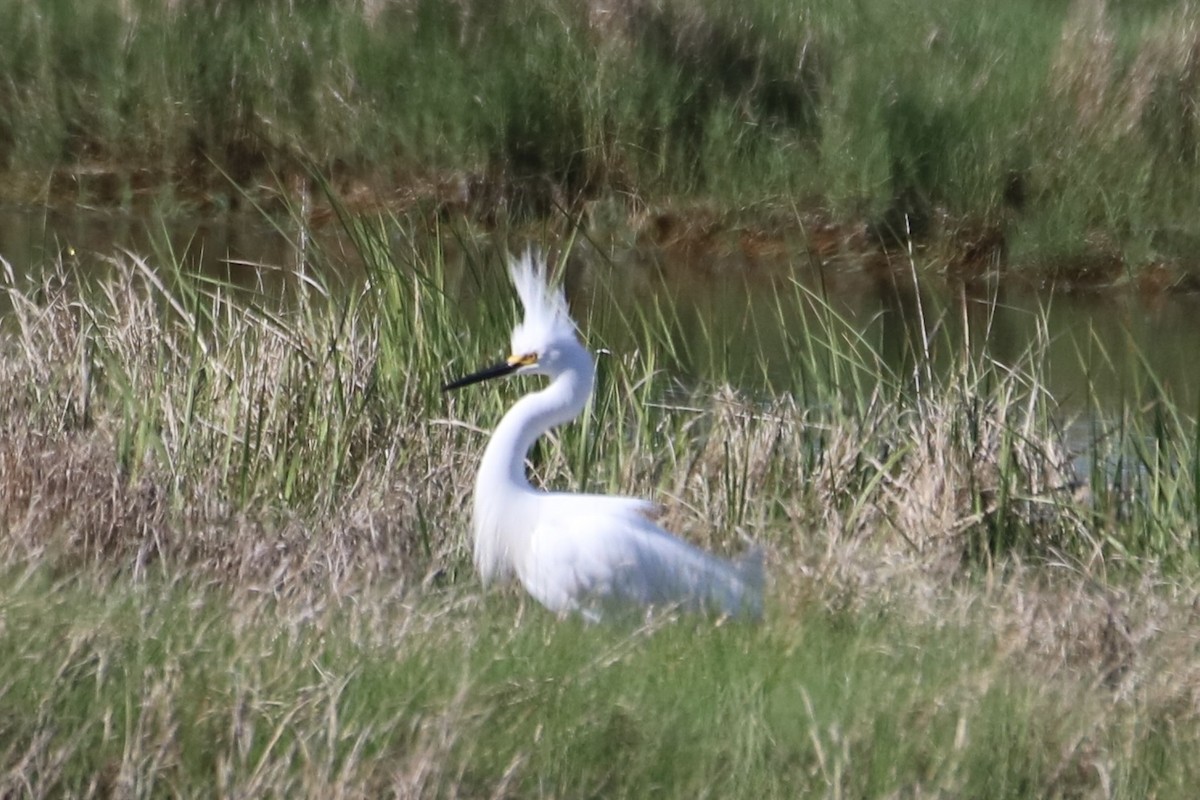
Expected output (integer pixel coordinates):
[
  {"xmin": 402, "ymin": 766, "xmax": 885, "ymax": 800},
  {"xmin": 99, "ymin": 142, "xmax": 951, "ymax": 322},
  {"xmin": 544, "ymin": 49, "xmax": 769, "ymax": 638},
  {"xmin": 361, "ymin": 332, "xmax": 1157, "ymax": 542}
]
[{"xmin": 10, "ymin": 160, "xmax": 1200, "ymax": 296}]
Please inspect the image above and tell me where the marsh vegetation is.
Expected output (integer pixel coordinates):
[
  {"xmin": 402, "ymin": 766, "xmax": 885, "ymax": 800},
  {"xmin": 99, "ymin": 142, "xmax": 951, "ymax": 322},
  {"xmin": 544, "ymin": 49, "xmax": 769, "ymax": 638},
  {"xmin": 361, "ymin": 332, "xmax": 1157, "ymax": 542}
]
[
  {"xmin": 3, "ymin": 0, "xmax": 1200, "ymax": 796},
  {"xmin": 8, "ymin": 0, "xmax": 1200, "ymax": 282},
  {"xmin": 1, "ymin": 206, "xmax": 1198, "ymax": 795}
]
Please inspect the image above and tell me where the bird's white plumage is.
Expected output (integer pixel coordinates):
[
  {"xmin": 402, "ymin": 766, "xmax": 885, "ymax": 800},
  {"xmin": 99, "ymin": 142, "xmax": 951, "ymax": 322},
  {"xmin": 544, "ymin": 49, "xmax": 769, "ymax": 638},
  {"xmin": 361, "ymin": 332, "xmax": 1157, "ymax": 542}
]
[
  {"xmin": 450, "ymin": 251, "xmax": 762, "ymax": 621},
  {"xmin": 522, "ymin": 492, "xmax": 762, "ymax": 621}
]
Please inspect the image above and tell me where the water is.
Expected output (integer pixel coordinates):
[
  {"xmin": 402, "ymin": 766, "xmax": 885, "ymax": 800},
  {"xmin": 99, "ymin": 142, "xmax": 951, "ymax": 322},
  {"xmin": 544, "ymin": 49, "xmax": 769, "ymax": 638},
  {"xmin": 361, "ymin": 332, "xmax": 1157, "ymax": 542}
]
[
  {"xmin": 0, "ymin": 205, "xmax": 299, "ymax": 292},
  {"xmin": 576, "ymin": 245, "xmax": 1200, "ymax": 418},
  {"xmin": 3, "ymin": 204, "xmax": 1199, "ymax": 418}
]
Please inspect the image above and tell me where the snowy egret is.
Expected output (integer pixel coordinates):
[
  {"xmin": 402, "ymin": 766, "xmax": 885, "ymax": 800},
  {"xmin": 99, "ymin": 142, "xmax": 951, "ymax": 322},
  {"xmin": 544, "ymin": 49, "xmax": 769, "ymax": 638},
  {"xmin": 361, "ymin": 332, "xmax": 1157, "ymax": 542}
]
[{"xmin": 443, "ymin": 251, "xmax": 763, "ymax": 621}]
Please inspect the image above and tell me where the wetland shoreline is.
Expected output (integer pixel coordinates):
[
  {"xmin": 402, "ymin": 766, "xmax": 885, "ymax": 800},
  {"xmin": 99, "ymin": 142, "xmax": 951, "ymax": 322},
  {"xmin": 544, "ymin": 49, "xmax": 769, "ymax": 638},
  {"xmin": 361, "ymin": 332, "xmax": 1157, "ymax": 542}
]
[{"xmin": 8, "ymin": 0, "xmax": 1200, "ymax": 289}]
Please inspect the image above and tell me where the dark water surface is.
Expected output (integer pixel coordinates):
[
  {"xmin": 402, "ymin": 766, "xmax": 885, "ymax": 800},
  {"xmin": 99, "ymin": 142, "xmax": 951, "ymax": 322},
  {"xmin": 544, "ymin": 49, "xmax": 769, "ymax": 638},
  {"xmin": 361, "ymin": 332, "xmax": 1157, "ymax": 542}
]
[{"xmin": 4, "ymin": 205, "xmax": 1200, "ymax": 418}]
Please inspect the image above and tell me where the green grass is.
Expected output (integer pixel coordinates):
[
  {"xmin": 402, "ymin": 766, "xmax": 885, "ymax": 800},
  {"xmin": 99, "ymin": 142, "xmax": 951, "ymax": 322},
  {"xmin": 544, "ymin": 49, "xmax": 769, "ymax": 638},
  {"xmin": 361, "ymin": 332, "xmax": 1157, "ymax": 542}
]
[
  {"xmin": 8, "ymin": 0, "xmax": 1200, "ymax": 270},
  {"xmin": 1, "ymin": 569, "xmax": 1196, "ymax": 798}
]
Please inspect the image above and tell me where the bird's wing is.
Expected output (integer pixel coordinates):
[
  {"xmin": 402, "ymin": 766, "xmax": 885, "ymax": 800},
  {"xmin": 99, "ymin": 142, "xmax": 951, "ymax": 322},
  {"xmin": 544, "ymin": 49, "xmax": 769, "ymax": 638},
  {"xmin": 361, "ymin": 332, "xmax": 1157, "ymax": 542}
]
[
  {"xmin": 519, "ymin": 494, "xmax": 761, "ymax": 620},
  {"xmin": 561, "ymin": 492, "xmax": 663, "ymax": 521}
]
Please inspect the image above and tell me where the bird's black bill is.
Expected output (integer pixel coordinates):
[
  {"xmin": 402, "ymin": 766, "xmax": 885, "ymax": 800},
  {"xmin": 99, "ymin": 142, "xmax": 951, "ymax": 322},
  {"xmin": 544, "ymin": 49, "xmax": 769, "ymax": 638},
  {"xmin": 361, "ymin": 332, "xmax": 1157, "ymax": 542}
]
[{"xmin": 442, "ymin": 360, "xmax": 519, "ymax": 392}]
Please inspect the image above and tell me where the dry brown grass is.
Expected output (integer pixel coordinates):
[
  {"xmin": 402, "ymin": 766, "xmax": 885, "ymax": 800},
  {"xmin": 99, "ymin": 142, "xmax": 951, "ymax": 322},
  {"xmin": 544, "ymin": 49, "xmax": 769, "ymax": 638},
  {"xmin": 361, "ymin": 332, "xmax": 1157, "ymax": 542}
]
[
  {"xmin": 0, "ymin": 246, "xmax": 1151, "ymax": 604},
  {"xmin": 0, "ymin": 253, "xmax": 470, "ymax": 604},
  {"xmin": 0, "ymin": 246, "xmax": 1181, "ymax": 564},
  {"xmin": 1053, "ymin": 0, "xmax": 1200, "ymax": 149}
]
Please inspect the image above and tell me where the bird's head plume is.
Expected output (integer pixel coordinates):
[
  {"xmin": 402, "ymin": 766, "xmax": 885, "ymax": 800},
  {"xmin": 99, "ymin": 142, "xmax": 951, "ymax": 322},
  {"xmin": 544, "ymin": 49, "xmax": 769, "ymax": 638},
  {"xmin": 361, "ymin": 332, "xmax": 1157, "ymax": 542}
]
[
  {"xmin": 508, "ymin": 250, "xmax": 578, "ymax": 356},
  {"xmin": 441, "ymin": 249, "xmax": 589, "ymax": 393}
]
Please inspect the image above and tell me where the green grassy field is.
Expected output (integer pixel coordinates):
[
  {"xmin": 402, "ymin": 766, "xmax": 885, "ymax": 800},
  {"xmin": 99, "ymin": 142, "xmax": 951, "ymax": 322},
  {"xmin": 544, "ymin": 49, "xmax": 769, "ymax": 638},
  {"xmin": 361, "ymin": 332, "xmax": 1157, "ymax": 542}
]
[
  {"xmin": 8, "ymin": 0, "xmax": 1200, "ymax": 276},
  {"xmin": 2, "ymin": 203, "xmax": 1199, "ymax": 795},
  {"xmin": 3, "ymin": 570, "xmax": 1195, "ymax": 797}
]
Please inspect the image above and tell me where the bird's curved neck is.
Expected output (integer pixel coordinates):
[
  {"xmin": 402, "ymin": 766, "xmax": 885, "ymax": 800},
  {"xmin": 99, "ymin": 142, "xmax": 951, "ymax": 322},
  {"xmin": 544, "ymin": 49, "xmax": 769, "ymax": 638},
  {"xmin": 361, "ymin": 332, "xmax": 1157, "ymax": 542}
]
[
  {"xmin": 471, "ymin": 354, "xmax": 594, "ymax": 585},
  {"xmin": 478, "ymin": 363, "xmax": 593, "ymax": 490}
]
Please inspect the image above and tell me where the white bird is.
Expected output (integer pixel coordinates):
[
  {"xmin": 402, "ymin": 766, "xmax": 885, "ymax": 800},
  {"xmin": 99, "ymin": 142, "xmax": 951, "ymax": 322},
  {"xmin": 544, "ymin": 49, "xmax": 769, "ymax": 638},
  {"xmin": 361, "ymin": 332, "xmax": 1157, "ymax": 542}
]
[{"xmin": 443, "ymin": 251, "xmax": 763, "ymax": 621}]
